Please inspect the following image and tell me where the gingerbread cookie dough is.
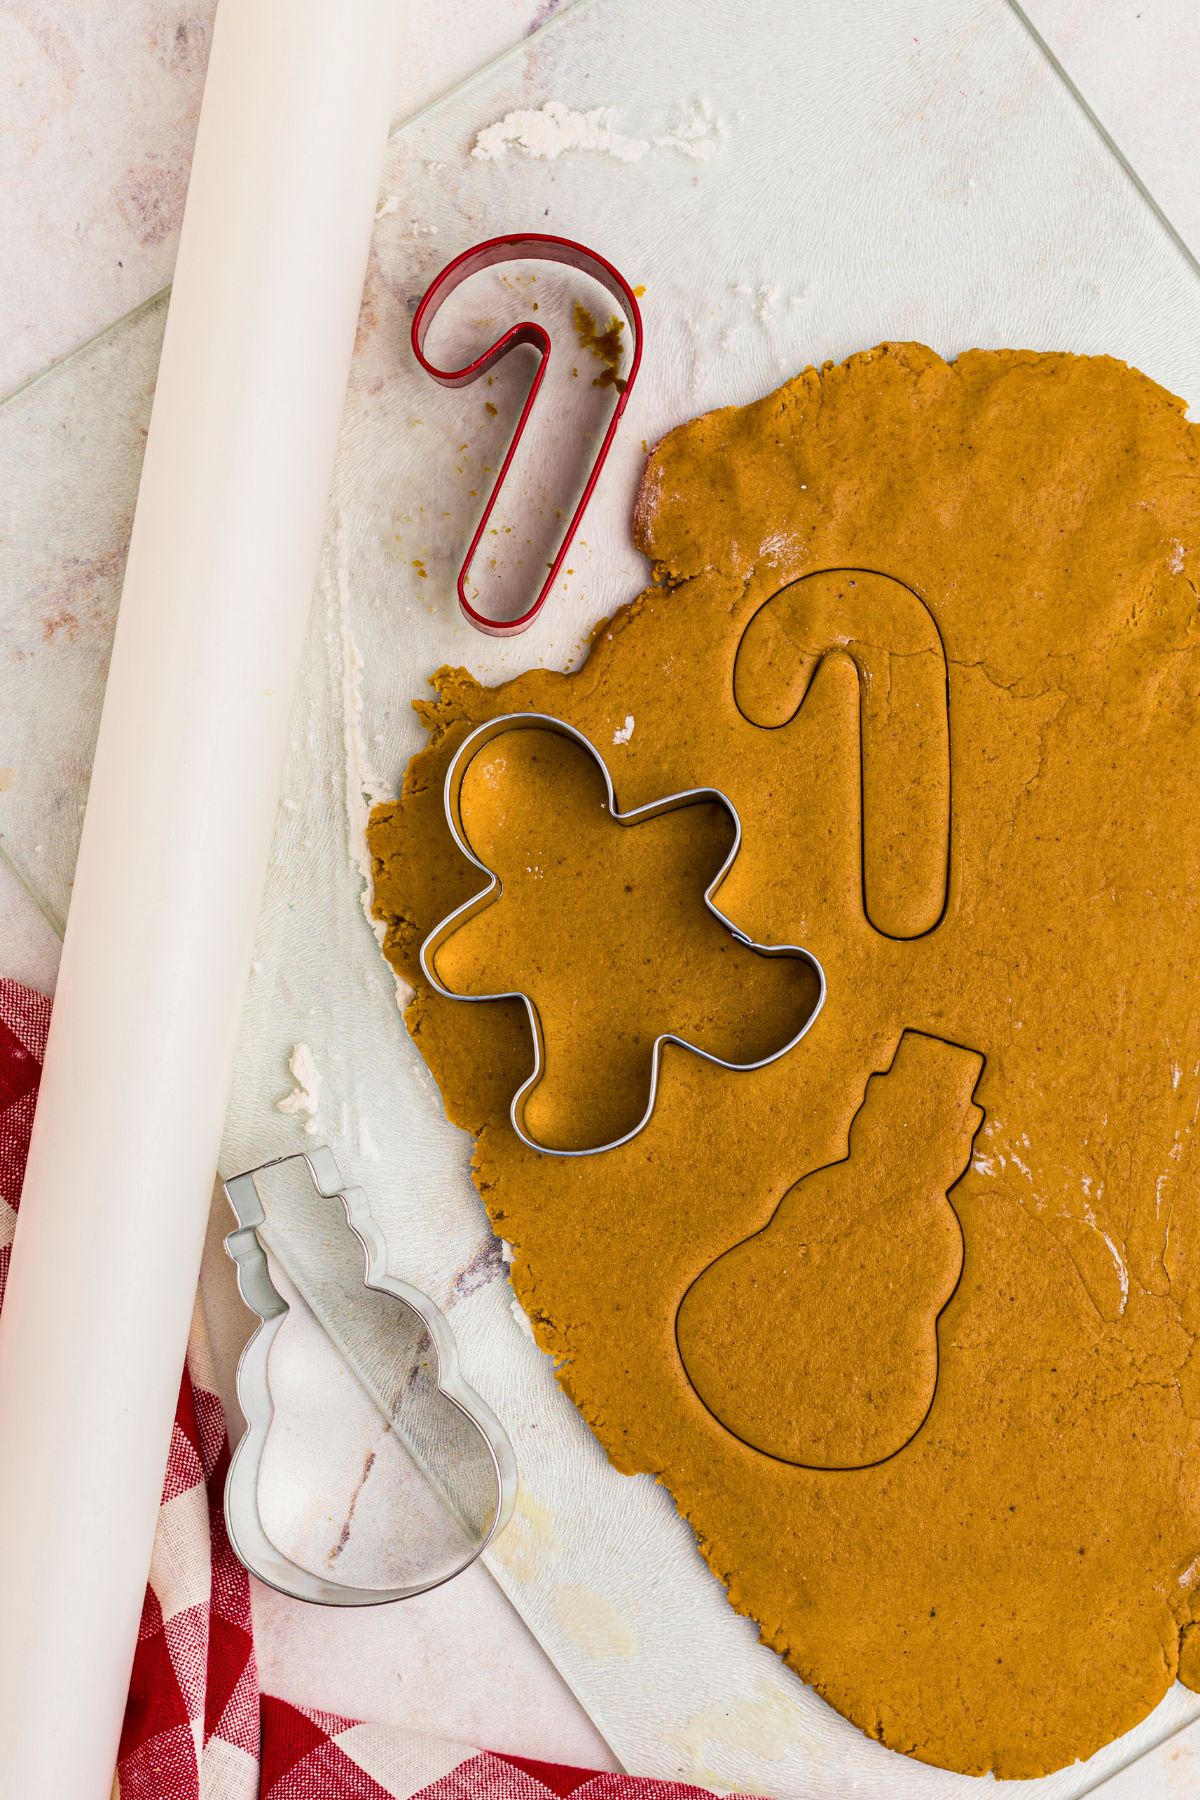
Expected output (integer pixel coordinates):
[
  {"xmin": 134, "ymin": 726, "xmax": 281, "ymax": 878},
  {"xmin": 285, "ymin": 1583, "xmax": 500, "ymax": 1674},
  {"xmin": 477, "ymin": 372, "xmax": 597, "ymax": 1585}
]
[
  {"xmin": 431, "ymin": 723, "xmax": 821, "ymax": 1151},
  {"xmin": 369, "ymin": 344, "xmax": 1200, "ymax": 1777}
]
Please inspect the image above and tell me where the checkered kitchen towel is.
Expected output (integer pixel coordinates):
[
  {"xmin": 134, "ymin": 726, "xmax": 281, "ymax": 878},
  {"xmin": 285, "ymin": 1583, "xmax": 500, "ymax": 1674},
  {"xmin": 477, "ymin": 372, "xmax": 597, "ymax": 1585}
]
[{"xmin": 0, "ymin": 980, "xmax": 716, "ymax": 1800}]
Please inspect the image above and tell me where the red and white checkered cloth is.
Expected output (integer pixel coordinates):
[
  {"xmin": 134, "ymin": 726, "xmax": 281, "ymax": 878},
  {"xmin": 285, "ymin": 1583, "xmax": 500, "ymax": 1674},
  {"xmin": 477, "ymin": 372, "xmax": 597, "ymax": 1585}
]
[{"xmin": 0, "ymin": 979, "xmax": 718, "ymax": 1800}]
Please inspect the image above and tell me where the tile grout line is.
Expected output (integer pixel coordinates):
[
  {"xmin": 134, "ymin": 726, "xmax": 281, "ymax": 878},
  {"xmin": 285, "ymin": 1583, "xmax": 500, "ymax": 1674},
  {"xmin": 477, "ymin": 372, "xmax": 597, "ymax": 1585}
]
[
  {"xmin": 0, "ymin": 0, "xmax": 595, "ymax": 414},
  {"xmin": 0, "ymin": 839, "xmax": 65, "ymax": 944},
  {"xmin": 1006, "ymin": 0, "xmax": 1200, "ymax": 280}
]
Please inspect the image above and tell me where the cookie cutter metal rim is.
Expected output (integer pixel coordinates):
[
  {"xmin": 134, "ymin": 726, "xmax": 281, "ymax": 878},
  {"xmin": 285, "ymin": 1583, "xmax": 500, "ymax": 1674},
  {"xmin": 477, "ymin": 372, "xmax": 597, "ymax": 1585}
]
[
  {"xmin": 411, "ymin": 232, "xmax": 644, "ymax": 637},
  {"xmin": 223, "ymin": 1144, "xmax": 518, "ymax": 1607},
  {"xmin": 418, "ymin": 711, "xmax": 827, "ymax": 1157}
]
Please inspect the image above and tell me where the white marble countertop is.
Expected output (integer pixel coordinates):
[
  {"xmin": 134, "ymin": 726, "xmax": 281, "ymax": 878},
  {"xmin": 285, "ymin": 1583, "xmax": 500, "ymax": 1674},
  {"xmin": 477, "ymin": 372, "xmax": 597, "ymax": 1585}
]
[{"xmin": 3, "ymin": 0, "xmax": 1197, "ymax": 1772}]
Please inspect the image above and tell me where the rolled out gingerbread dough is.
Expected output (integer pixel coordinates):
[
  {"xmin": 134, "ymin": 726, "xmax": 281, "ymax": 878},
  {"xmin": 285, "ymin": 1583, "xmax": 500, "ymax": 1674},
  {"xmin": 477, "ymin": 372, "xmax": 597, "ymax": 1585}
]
[{"xmin": 369, "ymin": 343, "xmax": 1200, "ymax": 1777}]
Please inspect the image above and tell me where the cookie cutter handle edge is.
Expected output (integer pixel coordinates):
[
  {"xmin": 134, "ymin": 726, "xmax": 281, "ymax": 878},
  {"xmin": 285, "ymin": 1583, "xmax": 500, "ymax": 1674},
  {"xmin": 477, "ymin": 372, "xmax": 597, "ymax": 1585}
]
[{"xmin": 410, "ymin": 232, "xmax": 644, "ymax": 637}]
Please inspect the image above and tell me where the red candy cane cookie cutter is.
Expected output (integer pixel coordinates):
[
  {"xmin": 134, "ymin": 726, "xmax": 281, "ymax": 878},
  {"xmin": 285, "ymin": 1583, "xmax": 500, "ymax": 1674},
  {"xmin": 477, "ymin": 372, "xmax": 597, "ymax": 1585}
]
[{"xmin": 410, "ymin": 233, "xmax": 644, "ymax": 637}]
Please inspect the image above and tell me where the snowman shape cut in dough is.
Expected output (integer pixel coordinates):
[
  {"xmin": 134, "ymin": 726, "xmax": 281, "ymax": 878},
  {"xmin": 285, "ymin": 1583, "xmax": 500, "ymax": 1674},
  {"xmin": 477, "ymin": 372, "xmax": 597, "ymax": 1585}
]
[{"xmin": 677, "ymin": 1030, "xmax": 984, "ymax": 1468}]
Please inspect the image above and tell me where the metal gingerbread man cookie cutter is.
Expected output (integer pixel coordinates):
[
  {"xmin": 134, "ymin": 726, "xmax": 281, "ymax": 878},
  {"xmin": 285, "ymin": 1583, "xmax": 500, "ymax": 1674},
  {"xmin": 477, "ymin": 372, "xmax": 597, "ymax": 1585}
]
[
  {"xmin": 419, "ymin": 712, "xmax": 827, "ymax": 1156},
  {"xmin": 223, "ymin": 1146, "xmax": 517, "ymax": 1605}
]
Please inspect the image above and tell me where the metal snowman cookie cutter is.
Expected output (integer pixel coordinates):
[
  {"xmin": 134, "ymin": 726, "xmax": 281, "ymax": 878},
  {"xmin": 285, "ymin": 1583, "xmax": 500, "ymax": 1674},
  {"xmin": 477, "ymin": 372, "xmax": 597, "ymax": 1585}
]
[
  {"xmin": 223, "ymin": 1145, "xmax": 517, "ymax": 1605},
  {"xmin": 419, "ymin": 712, "xmax": 827, "ymax": 1156}
]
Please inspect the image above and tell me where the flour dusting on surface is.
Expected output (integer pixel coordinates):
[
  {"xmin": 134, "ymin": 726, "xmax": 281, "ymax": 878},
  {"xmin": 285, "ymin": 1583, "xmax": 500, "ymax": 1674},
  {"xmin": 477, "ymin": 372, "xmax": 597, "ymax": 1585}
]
[
  {"xmin": 473, "ymin": 101, "xmax": 644, "ymax": 162},
  {"xmin": 760, "ymin": 529, "xmax": 802, "ymax": 568},
  {"xmin": 653, "ymin": 97, "xmax": 725, "ymax": 161},
  {"xmin": 613, "ymin": 715, "xmax": 635, "ymax": 745},
  {"xmin": 510, "ymin": 1296, "xmax": 535, "ymax": 1340},
  {"xmin": 632, "ymin": 456, "xmax": 665, "ymax": 543},
  {"xmin": 328, "ymin": 508, "xmax": 404, "ymax": 1002},
  {"xmin": 734, "ymin": 280, "xmax": 779, "ymax": 324},
  {"xmin": 1102, "ymin": 1231, "xmax": 1130, "ymax": 1313},
  {"xmin": 471, "ymin": 98, "xmax": 724, "ymax": 164},
  {"xmin": 1078, "ymin": 1201, "xmax": 1130, "ymax": 1317},
  {"xmin": 276, "ymin": 1043, "xmax": 322, "ymax": 1135},
  {"xmin": 1179, "ymin": 1552, "xmax": 1200, "ymax": 1589}
]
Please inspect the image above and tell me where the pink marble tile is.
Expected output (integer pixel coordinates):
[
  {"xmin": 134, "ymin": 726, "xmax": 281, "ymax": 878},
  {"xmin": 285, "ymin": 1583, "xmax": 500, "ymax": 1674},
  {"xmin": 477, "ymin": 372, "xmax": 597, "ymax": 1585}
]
[
  {"xmin": 0, "ymin": 0, "xmax": 571, "ymax": 396},
  {"xmin": 2, "ymin": 1, "xmax": 213, "ymax": 393}
]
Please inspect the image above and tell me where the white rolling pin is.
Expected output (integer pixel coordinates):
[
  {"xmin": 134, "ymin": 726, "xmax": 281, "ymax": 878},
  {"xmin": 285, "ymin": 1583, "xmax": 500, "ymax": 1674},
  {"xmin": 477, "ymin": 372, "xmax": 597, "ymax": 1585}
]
[{"xmin": 0, "ymin": 2, "xmax": 402, "ymax": 1794}]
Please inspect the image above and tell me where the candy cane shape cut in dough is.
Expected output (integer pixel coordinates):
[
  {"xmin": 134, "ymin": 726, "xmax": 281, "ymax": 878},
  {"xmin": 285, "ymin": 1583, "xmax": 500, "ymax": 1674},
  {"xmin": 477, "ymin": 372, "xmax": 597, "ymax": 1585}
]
[{"xmin": 733, "ymin": 568, "xmax": 950, "ymax": 940}]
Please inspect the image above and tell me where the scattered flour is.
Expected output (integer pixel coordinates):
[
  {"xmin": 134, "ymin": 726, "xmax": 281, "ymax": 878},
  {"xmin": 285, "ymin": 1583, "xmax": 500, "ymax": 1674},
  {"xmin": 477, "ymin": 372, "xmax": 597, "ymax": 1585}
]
[
  {"xmin": 510, "ymin": 1297, "xmax": 535, "ymax": 1340},
  {"xmin": 1100, "ymin": 1229, "xmax": 1130, "ymax": 1312},
  {"xmin": 375, "ymin": 197, "xmax": 437, "ymax": 234},
  {"xmin": 1169, "ymin": 539, "xmax": 1186, "ymax": 573},
  {"xmin": 612, "ymin": 715, "xmax": 635, "ymax": 745},
  {"xmin": 471, "ymin": 98, "xmax": 724, "ymax": 165},
  {"xmin": 655, "ymin": 98, "xmax": 725, "ymax": 161},
  {"xmin": 1156, "ymin": 1170, "xmax": 1172, "ymax": 1217},
  {"xmin": 276, "ymin": 1043, "xmax": 322, "ymax": 1136},
  {"xmin": 1007, "ymin": 1148, "xmax": 1033, "ymax": 1182},
  {"xmin": 760, "ymin": 528, "xmax": 802, "ymax": 567},
  {"xmin": 733, "ymin": 281, "xmax": 779, "ymax": 324},
  {"xmin": 326, "ymin": 506, "xmax": 409, "ymax": 1016},
  {"xmin": 1179, "ymin": 1552, "xmax": 1200, "ymax": 1589}
]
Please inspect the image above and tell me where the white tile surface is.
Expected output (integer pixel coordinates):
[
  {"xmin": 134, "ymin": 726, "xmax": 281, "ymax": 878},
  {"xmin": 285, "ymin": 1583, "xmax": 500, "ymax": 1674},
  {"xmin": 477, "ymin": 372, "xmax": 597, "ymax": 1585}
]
[
  {"xmin": 1026, "ymin": 0, "xmax": 1200, "ymax": 259},
  {"xmin": 1087, "ymin": 1713, "xmax": 1200, "ymax": 1796},
  {"xmin": 2, "ymin": 0, "xmax": 1197, "ymax": 1777}
]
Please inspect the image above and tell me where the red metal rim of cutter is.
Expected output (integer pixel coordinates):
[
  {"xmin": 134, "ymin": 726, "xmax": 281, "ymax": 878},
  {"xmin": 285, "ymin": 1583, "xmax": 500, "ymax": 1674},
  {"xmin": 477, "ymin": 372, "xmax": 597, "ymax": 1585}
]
[{"xmin": 410, "ymin": 233, "xmax": 644, "ymax": 637}]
